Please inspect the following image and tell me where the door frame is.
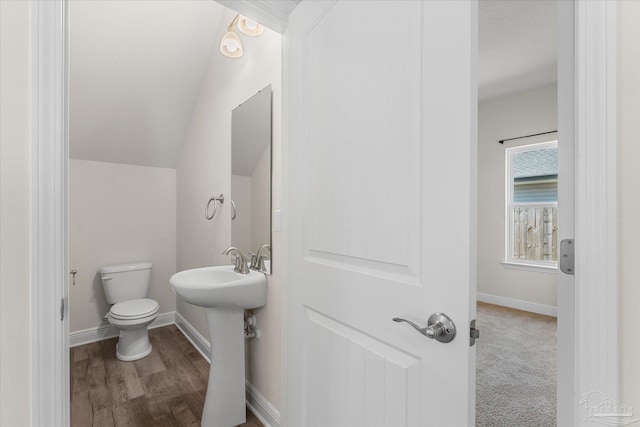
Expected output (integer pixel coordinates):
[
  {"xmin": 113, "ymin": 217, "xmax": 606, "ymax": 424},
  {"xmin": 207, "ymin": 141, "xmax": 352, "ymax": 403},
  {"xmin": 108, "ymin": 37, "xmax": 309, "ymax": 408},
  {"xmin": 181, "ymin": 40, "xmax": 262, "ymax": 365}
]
[
  {"xmin": 572, "ymin": 0, "xmax": 619, "ymax": 416},
  {"xmin": 30, "ymin": 1, "xmax": 69, "ymax": 425},
  {"xmin": 557, "ymin": 1, "xmax": 577, "ymax": 424},
  {"xmin": 30, "ymin": 1, "xmax": 618, "ymax": 425}
]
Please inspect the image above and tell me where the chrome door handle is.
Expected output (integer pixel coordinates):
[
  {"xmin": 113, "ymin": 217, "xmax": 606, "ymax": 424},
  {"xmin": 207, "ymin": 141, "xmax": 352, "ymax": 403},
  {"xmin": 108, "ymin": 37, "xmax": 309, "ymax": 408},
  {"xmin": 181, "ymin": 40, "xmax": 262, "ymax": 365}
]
[{"xmin": 393, "ymin": 312, "xmax": 457, "ymax": 343}]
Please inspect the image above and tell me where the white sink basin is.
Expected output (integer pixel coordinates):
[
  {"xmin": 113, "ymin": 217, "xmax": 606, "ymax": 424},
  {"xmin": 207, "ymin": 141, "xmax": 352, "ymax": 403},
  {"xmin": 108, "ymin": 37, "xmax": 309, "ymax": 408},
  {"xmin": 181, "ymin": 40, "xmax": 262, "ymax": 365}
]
[
  {"xmin": 169, "ymin": 265, "xmax": 266, "ymax": 309},
  {"xmin": 169, "ymin": 264, "xmax": 267, "ymax": 427}
]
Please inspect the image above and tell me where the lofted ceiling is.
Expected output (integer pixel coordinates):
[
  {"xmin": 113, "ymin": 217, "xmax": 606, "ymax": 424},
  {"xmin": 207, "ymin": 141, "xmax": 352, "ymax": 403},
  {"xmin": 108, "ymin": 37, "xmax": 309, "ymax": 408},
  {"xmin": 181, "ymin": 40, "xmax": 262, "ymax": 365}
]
[
  {"xmin": 69, "ymin": 0, "xmax": 225, "ymax": 168},
  {"xmin": 69, "ymin": 0, "xmax": 556, "ymax": 169}
]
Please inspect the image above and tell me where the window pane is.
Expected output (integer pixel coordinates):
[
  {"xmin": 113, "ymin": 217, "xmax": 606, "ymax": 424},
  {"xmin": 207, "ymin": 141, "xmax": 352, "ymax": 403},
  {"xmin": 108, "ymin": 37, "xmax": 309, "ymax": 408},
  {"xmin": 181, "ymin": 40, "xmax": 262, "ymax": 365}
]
[
  {"xmin": 512, "ymin": 206, "xmax": 557, "ymax": 261},
  {"xmin": 513, "ymin": 180, "xmax": 557, "ymax": 203},
  {"xmin": 507, "ymin": 142, "xmax": 558, "ymax": 265}
]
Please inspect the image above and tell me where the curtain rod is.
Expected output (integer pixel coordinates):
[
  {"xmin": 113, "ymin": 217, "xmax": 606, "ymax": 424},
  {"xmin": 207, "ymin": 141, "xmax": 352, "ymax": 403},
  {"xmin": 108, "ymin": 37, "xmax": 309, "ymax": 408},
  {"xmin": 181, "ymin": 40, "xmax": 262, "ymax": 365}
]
[{"xmin": 498, "ymin": 130, "xmax": 558, "ymax": 144}]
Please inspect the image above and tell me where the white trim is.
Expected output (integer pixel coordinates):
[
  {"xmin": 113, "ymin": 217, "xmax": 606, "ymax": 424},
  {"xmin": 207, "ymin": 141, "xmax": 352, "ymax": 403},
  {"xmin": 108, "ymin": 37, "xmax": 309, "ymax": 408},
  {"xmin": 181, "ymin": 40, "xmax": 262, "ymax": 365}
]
[
  {"xmin": 69, "ymin": 311, "xmax": 176, "ymax": 348},
  {"xmin": 215, "ymin": 0, "xmax": 298, "ymax": 34},
  {"xmin": 174, "ymin": 312, "xmax": 281, "ymax": 427},
  {"xmin": 246, "ymin": 380, "xmax": 282, "ymax": 427},
  {"xmin": 279, "ymin": 26, "xmax": 292, "ymax": 427},
  {"xmin": 501, "ymin": 260, "xmax": 557, "ymax": 274},
  {"xmin": 31, "ymin": 1, "xmax": 69, "ymax": 426},
  {"xmin": 174, "ymin": 311, "xmax": 211, "ymax": 362},
  {"xmin": 477, "ymin": 293, "xmax": 557, "ymax": 318},
  {"xmin": 574, "ymin": 2, "xmax": 618, "ymax": 424},
  {"xmin": 556, "ymin": 1, "xmax": 576, "ymax": 424}
]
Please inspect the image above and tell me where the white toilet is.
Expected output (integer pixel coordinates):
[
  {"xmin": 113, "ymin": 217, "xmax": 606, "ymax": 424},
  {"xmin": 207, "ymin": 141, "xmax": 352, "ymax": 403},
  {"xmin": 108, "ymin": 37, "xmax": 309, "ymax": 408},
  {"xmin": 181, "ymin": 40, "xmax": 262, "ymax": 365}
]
[{"xmin": 99, "ymin": 262, "xmax": 159, "ymax": 361}]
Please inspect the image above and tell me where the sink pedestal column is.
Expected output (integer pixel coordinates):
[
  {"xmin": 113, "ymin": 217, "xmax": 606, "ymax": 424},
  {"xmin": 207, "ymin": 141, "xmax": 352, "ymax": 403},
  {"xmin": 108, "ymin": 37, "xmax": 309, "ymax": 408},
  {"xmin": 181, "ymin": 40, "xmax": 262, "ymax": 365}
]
[{"xmin": 201, "ymin": 307, "xmax": 246, "ymax": 427}]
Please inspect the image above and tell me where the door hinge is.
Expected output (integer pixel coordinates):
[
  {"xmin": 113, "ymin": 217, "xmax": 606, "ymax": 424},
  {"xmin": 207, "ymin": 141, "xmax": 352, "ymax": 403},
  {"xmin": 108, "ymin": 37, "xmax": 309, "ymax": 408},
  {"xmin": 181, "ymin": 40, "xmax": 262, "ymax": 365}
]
[
  {"xmin": 559, "ymin": 239, "xmax": 575, "ymax": 275},
  {"xmin": 470, "ymin": 319, "xmax": 480, "ymax": 346},
  {"xmin": 60, "ymin": 298, "xmax": 65, "ymax": 321}
]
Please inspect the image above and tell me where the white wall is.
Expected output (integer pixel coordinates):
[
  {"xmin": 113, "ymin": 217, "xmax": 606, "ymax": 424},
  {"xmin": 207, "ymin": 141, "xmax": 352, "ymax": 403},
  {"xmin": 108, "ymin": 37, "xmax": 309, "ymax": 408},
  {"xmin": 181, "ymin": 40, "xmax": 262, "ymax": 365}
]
[
  {"xmin": 69, "ymin": 159, "xmax": 176, "ymax": 332},
  {"xmin": 176, "ymin": 9, "xmax": 282, "ymax": 409},
  {"xmin": 477, "ymin": 84, "xmax": 557, "ymax": 309},
  {"xmin": 69, "ymin": 0, "xmax": 225, "ymax": 169},
  {"xmin": 0, "ymin": 1, "xmax": 31, "ymax": 425},
  {"xmin": 618, "ymin": 0, "xmax": 640, "ymax": 413}
]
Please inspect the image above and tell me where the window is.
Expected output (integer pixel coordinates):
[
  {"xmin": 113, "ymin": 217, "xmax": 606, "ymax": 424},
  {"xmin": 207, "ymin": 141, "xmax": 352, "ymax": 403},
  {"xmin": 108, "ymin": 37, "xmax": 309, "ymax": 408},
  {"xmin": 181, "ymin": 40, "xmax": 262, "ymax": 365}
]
[{"xmin": 505, "ymin": 141, "xmax": 558, "ymax": 268}]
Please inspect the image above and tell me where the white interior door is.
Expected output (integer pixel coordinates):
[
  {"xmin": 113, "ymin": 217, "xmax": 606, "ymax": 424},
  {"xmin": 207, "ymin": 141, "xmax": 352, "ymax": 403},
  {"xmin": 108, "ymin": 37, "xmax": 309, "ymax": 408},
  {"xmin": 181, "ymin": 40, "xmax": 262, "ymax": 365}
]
[{"xmin": 283, "ymin": 1, "xmax": 478, "ymax": 426}]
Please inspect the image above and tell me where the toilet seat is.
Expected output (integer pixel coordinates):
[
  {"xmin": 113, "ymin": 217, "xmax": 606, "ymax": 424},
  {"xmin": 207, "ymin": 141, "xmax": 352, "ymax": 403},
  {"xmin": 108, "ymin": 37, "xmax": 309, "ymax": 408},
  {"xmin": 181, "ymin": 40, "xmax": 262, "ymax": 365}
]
[
  {"xmin": 110, "ymin": 298, "xmax": 159, "ymax": 320},
  {"xmin": 107, "ymin": 298, "xmax": 159, "ymax": 361}
]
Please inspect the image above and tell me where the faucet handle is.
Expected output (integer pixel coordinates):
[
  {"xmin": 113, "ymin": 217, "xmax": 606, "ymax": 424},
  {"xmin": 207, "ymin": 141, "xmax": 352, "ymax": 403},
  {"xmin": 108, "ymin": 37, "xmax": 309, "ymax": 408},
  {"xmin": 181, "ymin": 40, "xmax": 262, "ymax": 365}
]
[{"xmin": 245, "ymin": 253, "xmax": 256, "ymax": 268}]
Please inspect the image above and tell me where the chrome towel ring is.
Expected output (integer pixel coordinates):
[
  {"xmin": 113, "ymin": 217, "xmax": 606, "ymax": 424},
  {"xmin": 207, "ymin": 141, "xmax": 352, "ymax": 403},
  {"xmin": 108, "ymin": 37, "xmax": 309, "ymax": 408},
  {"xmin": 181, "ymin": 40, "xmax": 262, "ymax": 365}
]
[
  {"xmin": 205, "ymin": 194, "xmax": 225, "ymax": 220},
  {"xmin": 231, "ymin": 199, "xmax": 237, "ymax": 220}
]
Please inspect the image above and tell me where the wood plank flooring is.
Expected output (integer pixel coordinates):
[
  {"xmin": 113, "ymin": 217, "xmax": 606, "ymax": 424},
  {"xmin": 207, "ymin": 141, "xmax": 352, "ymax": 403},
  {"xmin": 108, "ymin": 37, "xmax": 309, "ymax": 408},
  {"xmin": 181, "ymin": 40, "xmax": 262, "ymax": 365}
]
[{"xmin": 70, "ymin": 325, "xmax": 264, "ymax": 427}]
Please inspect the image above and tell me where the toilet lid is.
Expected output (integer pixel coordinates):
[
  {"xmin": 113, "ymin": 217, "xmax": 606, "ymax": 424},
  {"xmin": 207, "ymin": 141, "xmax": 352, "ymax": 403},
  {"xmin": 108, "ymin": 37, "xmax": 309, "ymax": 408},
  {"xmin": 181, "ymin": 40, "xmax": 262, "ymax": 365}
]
[{"xmin": 110, "ymin": 298, "xmax": 159, "ymax": 319}]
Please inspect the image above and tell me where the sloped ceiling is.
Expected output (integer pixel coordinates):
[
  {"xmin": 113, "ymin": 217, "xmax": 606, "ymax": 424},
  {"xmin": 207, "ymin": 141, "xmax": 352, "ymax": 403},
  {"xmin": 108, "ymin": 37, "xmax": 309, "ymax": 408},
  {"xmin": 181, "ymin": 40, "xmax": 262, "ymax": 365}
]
[
  {"xmin": 69, "ymin": 0, "xmax": 225, "ymax": 168},
  {"xmin": 69, "ymin": 0, "xmax": 556, "ymax": 168}
]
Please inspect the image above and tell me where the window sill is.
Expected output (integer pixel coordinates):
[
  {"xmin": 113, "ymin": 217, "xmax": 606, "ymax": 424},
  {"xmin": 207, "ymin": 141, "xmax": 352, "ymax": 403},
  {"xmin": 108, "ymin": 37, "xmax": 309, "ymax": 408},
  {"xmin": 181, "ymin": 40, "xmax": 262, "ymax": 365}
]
[{"xmin": 502, "ymin": 260, "xmax": 558, "ymax": 274}]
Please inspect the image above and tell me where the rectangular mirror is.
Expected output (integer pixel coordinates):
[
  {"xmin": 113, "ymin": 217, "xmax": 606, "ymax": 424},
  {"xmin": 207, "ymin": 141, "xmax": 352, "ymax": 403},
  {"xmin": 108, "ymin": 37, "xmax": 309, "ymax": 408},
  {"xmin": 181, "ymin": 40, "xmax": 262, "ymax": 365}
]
[{"xmin": 231, "ymin": 85, "xmax": 272, "ymax": 274}]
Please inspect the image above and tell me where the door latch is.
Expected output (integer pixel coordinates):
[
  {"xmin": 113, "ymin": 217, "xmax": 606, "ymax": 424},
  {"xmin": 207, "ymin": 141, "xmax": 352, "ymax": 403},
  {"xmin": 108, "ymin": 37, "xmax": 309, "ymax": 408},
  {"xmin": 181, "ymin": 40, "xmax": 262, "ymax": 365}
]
[
  {"xmin": 559, "ymin": 239, "xmax": 575, "ymax": 275},
  {"xmin": 69, "ymin": 269, "xmax": 77, "ymax": 286},
  {"xmin": 470, "ymin": 319, "xmax": 480, "ymax": 346}
]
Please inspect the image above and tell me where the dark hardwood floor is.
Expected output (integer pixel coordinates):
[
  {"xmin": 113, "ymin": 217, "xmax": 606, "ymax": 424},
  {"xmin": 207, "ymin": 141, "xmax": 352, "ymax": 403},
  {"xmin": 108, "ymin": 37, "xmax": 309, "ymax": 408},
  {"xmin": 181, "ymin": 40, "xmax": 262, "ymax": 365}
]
[{"xmin": 70, "ymin": 325, "xmax": 263, "ymax": 427}]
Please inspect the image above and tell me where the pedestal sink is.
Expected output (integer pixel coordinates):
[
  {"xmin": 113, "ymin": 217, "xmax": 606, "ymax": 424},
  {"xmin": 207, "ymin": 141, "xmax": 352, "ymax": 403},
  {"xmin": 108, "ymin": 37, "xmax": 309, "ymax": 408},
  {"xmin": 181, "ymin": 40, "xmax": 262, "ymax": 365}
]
[{"xmin": 169, "ymin": 265, "xmax": 266, "ymax": 427}]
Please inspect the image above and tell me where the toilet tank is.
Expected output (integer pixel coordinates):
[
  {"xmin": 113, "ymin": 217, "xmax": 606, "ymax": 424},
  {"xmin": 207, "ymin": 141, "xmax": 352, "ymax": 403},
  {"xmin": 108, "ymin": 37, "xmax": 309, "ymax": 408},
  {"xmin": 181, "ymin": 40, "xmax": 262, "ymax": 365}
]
[{"xmin": 99, "ymin": 262, "xmax": 152, "ymax": 304}]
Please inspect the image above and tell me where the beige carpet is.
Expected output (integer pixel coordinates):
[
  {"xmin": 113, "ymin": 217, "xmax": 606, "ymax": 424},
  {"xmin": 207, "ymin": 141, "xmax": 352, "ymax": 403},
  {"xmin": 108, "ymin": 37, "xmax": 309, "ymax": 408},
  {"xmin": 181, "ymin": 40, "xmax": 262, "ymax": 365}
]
[{"xmin": 476, "ymin": 302, "xmax": 557, "ymax": 426}]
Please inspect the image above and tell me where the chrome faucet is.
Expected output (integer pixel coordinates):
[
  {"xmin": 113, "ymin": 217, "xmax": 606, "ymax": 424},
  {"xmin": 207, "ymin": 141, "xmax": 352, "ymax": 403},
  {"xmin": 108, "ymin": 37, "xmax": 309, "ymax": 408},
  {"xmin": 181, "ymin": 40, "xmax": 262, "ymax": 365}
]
[
  {"xmin": 222, "ymin": 246, "xmax": 250, "ymax": 274},
  {"xmin": 252, "ymin": 244, "xmax": 271, "ymax": 272}
]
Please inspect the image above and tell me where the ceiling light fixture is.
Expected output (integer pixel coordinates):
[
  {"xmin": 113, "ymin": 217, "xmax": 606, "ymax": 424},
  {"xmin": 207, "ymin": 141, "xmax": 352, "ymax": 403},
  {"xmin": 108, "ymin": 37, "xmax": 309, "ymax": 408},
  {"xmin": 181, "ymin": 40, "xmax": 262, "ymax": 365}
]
[
  {"xmin": 220, "ymin": 14, "xmax": 244, "ymax": 58},
  {"xmin": 219, "ymin": 14, "xmax": 264, "ymax": 59},
  {"xmin": 238, "ymin": 16, "xmax": 264, "ymax": 37}
]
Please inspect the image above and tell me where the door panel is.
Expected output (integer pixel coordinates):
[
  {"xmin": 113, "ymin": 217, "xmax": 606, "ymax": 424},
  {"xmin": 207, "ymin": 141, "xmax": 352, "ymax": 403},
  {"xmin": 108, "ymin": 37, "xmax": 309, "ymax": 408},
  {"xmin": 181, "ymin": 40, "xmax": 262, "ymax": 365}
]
[
  {"xmin": 285, "ymin": 1, "xmax": 477, "ymax": 426},
  {"xmin": 306, "ymin": 310, "xmax": 420, "ymax": 427},
  {"xmin": 305, "ymin": 1, "xmax": 421, "ymax": 270}
]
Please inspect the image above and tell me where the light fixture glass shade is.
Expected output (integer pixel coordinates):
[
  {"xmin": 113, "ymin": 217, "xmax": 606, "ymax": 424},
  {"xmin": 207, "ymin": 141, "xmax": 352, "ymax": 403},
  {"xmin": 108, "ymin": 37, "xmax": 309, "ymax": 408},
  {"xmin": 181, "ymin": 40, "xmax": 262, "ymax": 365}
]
[
  {"xmin": 220, "ymin": 31, "xmax": 243, "ymax": 58},
  {"xmin": 238, "ymin": 16, "xmax": 264, "ymax": 37}
]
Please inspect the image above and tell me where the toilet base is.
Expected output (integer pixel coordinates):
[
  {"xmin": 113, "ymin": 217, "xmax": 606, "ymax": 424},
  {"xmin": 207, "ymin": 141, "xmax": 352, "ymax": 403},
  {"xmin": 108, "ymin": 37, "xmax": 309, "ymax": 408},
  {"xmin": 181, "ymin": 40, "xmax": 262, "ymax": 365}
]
[{"xmin": 116, "ymin": 327, "xmax": 152, "ymax": 361}]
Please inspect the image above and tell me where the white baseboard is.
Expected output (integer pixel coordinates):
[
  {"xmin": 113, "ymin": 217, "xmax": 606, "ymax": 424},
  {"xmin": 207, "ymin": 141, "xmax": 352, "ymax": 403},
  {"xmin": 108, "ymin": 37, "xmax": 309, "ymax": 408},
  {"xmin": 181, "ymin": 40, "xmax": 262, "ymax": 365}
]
[
  {"xmin": 246, "ymin": 380, "xmax": 281, "ymax": 427},
  {"xmin": 174, "ymin": 311, "xmax": 211, "ymax": 363},
  {"xmin": 477, "ymin": 293, "xmax": 557, "ymax": 317},
  {"xmin": 69, "ymin": 311, "xmax": 176, "ymax": 347},
  {"xmin": 174, "ymin": 312, "xmax": 281, "ymax": 427}
]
